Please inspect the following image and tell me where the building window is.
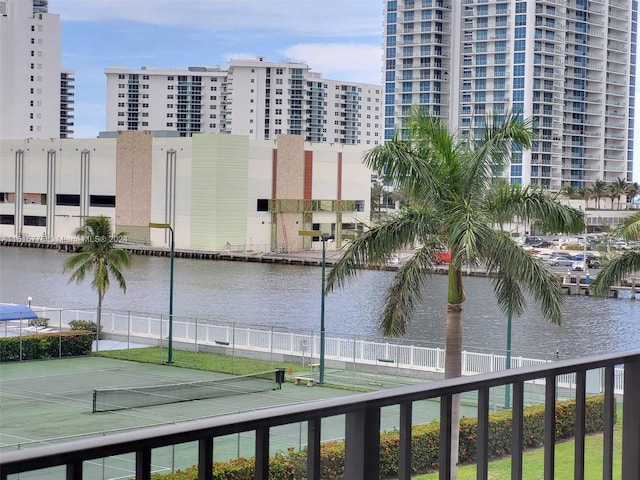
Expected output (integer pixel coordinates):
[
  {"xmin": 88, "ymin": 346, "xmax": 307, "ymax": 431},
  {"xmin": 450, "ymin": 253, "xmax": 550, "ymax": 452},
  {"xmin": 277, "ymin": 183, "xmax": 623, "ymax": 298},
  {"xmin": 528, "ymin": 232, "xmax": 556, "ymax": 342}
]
[
  {"xmin": 0, "ymin": 215, "xmax": 14, "ymax": 225},
  {"xmin": 257, "ymin": 199, "xmax": 269, "ymax": 212},
  {"xmin": 90, "ymin": 195, "xmax": 116, "ymax": 207},
  {"xmin": 56, "ymin": 194, "xmax": 80, "ymax": 206},
  {"xmin": 24, "ymin": 216, "xmax": 46, "ymax": 227}
]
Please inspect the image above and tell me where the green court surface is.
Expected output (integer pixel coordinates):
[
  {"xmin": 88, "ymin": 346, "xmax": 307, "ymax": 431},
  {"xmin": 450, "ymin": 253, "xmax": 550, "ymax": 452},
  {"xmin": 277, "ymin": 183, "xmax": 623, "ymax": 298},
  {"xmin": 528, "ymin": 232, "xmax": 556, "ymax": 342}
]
[{"xmin": 0, "ymin": 356, "xmax": 474, "ymax": 479}]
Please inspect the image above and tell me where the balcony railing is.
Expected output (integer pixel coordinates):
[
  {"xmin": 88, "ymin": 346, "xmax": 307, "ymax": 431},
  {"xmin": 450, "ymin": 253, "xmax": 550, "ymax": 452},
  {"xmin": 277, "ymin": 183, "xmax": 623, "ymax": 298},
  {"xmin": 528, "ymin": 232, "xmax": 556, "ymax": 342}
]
[{"xmin": 1, "ymin": 350, "xmax": 639, "ymax": 480}]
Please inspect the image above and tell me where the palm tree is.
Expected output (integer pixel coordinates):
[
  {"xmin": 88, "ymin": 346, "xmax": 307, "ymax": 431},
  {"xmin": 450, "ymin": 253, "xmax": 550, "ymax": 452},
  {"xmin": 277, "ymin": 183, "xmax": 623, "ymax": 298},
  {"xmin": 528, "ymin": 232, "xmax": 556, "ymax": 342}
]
[
  {"xmin": 64, "ymin": 216, "xmax": 131, "ymax": 341},
  {"xmin": 609, "ymin": 178, "xmax": 628, "ymax": 210},
  {"xmin": 590, "ymin": 179, "xmax": 607, "ymax": 209},
  {"xmin": 370, "ymin": 181, "xmax": 385, "ymax": 220},
  {"xmin": 578, "ymin": 186, "xmax": 592, "ymax": 208},
  {"xmin": 325, "ymin": 108, "xmax": 584, "ymax": 476},
  {"xmin": 591, "ymin": 211, "xmax": 640, "ymax": 296},
  {"xmin": 625, "ymin": 182, "xmax": 639, "ymax": 209},
  {"xmin": 561, "ymin": 184, "xmax": 580, "ymax": 200}
]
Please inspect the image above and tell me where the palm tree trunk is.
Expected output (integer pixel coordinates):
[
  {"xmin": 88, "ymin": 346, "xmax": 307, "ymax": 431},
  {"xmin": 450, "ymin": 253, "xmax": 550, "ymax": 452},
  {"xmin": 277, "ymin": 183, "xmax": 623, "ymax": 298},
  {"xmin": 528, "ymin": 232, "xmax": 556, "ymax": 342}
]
[
  {"xmin": 445, "ymin": 303, "xmax": 463, "ymax": 479},
  {"xmin": 96, "ymin": 290, "xmax": 104, "ymax": 352}
]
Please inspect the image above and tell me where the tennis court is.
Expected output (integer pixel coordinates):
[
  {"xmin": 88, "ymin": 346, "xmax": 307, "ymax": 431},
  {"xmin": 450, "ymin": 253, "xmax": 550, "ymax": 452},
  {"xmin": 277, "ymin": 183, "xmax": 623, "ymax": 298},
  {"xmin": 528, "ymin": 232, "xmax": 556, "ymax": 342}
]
[{"xmin": 0, "ymin": 355, "xmax": 469, "ymax": 479}]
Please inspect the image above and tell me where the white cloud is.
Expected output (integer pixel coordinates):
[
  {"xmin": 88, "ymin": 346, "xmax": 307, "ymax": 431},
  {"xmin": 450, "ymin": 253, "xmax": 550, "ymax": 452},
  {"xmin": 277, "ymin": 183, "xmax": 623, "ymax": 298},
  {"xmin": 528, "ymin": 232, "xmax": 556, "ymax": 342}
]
[
  {"xmin": 51, "ymin": 0, "xmax": 382, "ymax": 37},
  {"xmin": 282, "ymin": 43, "xmax": 383, "ymax": 85}
]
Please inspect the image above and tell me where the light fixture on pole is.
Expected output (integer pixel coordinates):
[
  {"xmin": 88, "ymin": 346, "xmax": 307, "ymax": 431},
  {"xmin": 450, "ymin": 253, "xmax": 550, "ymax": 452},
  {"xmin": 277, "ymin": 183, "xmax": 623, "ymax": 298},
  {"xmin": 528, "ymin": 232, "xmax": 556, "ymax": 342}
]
[
  {"xmin": 149, "ymin": 222, "xmax": 175, "ymax": 364},
  {"xmin": 298, "ymin": 230, "xmax": 334, "ymax": 384},
  {"xmin": 27, "ymin": 296, "xmax": 32, "ymax": 308}
]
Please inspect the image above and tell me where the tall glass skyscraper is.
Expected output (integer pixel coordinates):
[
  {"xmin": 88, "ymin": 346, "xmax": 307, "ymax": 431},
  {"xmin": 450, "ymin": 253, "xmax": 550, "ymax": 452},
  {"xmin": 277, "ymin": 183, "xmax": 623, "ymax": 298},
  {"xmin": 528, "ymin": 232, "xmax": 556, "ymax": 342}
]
[{"xmin": 383, "ymin": 0, "xmax": 637, "ymax": 188}]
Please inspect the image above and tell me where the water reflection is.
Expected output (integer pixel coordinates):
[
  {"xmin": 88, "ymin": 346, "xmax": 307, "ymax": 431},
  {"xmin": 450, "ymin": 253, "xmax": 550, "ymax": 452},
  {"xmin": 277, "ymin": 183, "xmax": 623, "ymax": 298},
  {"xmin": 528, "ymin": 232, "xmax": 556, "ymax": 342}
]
[{"xmin": 1, "ymin": 246, "xmax": 638, "ymax": 358}]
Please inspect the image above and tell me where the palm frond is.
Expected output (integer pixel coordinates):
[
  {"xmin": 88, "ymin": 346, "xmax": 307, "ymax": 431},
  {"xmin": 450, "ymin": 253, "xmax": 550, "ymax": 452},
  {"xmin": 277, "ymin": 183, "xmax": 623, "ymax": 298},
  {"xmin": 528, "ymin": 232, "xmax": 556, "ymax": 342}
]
[
  {"xmin": 488, "ymin": 184, "xmax": 585, "ymax": 234},
  {"xmin": 485, "ymin": 233, "xmax": 564, "ymax": 325},
  {"xmin": 590, "ymin": 251, "xmax": 640, "ymax": 297},
  {"xmin": 618, "ymin": 211, "xmax": 640, "ymax": 241},
  {"xmin": 325, "ymin": 207, "xmax": 441, "ymax": 292},
  {"xmin": 379, "ymin": 247, "xmax": 435, "ymax": 337}
]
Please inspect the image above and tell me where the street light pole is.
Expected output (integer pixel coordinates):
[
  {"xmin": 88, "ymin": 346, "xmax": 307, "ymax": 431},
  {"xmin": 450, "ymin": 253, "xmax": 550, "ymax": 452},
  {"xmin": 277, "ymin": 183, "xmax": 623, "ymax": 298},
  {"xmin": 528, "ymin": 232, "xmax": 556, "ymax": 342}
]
[
  {"xmin": 149, "ymin": 222, "xmax": 175, "ymax": 364},
  {"xmin": 319, "ymin": 234, "xmax": 329, "ymax": 384},
  {"xmin": 298, "ymin": 229, "xmax": 334, "ymax": 384},
  {"xmin": 27, "ymin": 296, "xmax": 32, "ymax": 308},
  {"xmin": 505, "ymin": 311, "xmax": 512, "ymax": 408}
]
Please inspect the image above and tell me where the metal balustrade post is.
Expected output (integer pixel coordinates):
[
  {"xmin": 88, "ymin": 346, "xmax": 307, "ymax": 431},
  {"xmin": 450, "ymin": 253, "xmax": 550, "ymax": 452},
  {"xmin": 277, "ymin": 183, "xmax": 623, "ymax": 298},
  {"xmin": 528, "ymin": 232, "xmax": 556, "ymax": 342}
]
[
  {"xmin": 198, "ymin": 437, "xmax": 213, "ymax": 480},
  {"xmin": 307, "ymin": 418, "xmax": 321, "ymax": 480},
  {"xmin": 398, "ymin": 401, "xmax": 412, "ymax": 480},
  {"xmin": 344, "ymin": 406, "xmax": 381, "ymax": 479},
  {"xmin": 544, "ymin": 374, "xmax": 556, "ymax": 480},
  {"xmin": 603, "ymin": 365, "xmax": 615, "ymax": 480},
  {"xmin": 622, "ymin": 357, "xmax": 640, "ymax": 480}
]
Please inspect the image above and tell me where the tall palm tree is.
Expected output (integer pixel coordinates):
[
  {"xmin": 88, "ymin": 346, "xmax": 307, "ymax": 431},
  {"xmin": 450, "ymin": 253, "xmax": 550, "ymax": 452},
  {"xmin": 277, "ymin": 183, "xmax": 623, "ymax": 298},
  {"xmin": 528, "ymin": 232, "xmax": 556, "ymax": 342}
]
[
  {"xmin": 591, "ymin": 211, "xmax": 640, "ymax": 296},
  {"xmin": 590, "ymin": 179, "xmax": 607, "ymax": 209},
  {"xmin": 578, "ymin": 186, "xmax": 592, "ymax": 208},
  {"xmin": 325, "ymin": 108, "xmax": 584, "ymax": 476},
  {"xmin": 64, "ymin": 216, "xmax": 131, "ymax": 339},
  {"xmin": 370, "ymin": 181, "xmax": 385, "ymax": 221},
  {"xmin": 625, "ymin": 182, "xmax": 640, "ymax": 209},
  {"xmin": 610, "ymin": 178, "xmax": 628, "ymax": 210}
]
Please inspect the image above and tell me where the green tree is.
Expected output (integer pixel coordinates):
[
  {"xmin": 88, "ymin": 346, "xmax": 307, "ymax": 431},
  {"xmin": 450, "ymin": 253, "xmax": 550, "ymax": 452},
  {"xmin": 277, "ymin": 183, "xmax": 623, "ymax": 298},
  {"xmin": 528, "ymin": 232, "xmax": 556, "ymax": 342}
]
[
  {"xmin": 561, "ymin": 184, "xmax": 580, "ymax": 200},
  {"xmin": 63, "ymin": 216, "xmax": 131, "ymax": 339},
  {"xmin": 625, "ymin": 182, "xmax": 639, "ymax": 208},
  {"xmin": 578, "ymin": 186, "xmax": 593, "ymax": 208},
  {"xmin": 325, "ymin": 108, "xmax": 584, "ymax": 477},
  {"xmin": 590, "ymin": 179, "xmax": 607, "ymax": 209},
  {"xmin": 609, "ymin": 178, "xmax": 628, "ymax": 210},
  {"xmin": 591, "ymin": 211, "xmax": 640, "ymax": 296},
  {"xmin": 370, "ymin": 181, "xmax": 385, "ymax": 221}
]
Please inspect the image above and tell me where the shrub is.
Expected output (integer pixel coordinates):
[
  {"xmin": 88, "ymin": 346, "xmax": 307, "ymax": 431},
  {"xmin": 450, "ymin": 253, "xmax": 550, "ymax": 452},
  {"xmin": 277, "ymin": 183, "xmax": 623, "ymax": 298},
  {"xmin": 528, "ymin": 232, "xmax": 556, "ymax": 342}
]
[
  {"xmin": 68, "ymin": 320, "xmax": 101, "ymax": 333},
  {"xmin": 0, "ymin": 332, "xmax": 93, "ymax": 362},
  {"xmin": 149, "ymin": 394, "xmax": 611, "ymax": 479}
]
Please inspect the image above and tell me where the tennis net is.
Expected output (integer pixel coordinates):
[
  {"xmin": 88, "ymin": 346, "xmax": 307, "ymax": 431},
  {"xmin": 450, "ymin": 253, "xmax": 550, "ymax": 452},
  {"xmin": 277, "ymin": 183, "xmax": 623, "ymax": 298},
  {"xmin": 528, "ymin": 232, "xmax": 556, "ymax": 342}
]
[{"xmin": 92, "ymin": 369, "xmax": 284, "ymax": 413}]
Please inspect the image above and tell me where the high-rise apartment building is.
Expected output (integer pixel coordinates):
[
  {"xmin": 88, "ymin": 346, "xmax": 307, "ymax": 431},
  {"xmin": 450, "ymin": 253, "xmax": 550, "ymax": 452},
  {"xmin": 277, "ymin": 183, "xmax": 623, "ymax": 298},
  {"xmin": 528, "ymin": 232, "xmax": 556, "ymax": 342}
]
[
  {"xmin": 0, "ymin": 0, "xmax": 74, "ymax": 139},
  {"xmin": 383, "ymin": 0, "xmax": 637, "ymax": 188},
  {"xmin": 105, "ymin": 57, "xmax": 383, "ymax": 145}
]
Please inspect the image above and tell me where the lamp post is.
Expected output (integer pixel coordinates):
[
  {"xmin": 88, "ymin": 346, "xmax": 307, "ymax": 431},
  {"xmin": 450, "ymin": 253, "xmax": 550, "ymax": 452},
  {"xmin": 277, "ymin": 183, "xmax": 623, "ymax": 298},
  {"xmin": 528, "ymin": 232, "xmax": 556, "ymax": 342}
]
[
  {"xmin": 318, "ymin": 233, "xmax": 335, "ymax": 384},
  {"xmin": 149, "ymin": 222, "xmax": 175, "ymax": 364},
  {"xmin": 298, "ymin": 230, "xmax": 334, "ymax": 384},
  {"xmin": 27, "ymin": 296, "xmax": 32, "ymax": 308},
  {"xmin": 504, "ymin": 311, "xmax": 512, "ymax": 408}
]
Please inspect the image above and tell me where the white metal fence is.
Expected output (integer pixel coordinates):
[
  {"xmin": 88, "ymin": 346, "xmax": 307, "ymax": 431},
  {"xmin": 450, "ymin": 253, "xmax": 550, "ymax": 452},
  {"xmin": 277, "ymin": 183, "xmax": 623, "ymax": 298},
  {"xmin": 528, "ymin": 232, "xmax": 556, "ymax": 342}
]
[{"xmin": 2, "ymin": 304, "xmax": 625, "ymax": 394}]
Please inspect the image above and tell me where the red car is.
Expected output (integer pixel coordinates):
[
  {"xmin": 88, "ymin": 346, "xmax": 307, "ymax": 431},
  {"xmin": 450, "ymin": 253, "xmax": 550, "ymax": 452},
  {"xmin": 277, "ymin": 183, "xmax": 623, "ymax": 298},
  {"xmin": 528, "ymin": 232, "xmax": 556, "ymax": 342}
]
[{"xmin": 433, "ymin": 251, "xmax": 451, "ymax": 265}]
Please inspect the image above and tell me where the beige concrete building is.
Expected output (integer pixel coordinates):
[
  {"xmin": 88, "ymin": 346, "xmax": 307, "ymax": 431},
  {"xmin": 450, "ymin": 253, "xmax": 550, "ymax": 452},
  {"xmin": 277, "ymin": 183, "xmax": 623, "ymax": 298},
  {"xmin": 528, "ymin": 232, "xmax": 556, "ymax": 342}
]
[{"xmin": 0, "ymin": 133, "xmax": 371, "ymax": 252}]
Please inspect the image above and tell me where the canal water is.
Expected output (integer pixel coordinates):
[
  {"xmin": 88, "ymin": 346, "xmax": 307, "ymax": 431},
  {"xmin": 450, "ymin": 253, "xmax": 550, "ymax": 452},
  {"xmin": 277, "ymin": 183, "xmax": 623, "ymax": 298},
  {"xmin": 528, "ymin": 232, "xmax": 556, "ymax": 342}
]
[{"xmin": 1, "ymin": 246, "xmax": 638, "ymax": 359}]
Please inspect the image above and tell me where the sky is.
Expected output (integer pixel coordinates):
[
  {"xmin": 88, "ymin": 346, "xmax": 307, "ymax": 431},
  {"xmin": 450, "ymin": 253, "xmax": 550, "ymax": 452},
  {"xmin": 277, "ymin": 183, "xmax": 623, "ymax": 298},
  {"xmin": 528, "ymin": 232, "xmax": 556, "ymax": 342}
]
[{"xmin": 51, "ymin": 0, "xmax": 384, "ymax": 138}]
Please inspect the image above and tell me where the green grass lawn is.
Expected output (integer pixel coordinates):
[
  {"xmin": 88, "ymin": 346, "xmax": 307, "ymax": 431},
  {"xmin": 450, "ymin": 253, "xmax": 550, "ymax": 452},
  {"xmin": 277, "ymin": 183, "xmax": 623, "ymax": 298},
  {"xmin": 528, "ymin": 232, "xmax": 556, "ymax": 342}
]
[
  {"xmin": 98, "ymin": 346, "xmax": 308, "ymax": 376},
  {"xmin": 415, "ymin": 416, "xmax": 622, "ymax": 479},
  {"xmin": 99, "ymin": 347, "xmax": 622, "ymax": 479}
]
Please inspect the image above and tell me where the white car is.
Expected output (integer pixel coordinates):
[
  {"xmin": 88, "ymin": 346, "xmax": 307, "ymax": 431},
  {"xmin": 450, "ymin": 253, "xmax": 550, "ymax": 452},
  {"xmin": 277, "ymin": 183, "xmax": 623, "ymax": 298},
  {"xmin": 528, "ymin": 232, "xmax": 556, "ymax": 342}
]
[{"xmin": 571, "ymin": 261, "xmax": 587, "ymax": 271}]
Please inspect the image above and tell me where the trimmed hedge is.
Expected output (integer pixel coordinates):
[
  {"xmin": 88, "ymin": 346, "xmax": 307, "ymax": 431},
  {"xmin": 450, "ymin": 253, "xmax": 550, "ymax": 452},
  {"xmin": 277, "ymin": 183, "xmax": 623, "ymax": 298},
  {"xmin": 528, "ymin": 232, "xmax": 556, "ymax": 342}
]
[
  {"xmin": 0, "ymin": 331, "xmax": 94, "ymax": 361},
  {"xmin": 150, "ymin": 395, "xmax": 612, "ymax": 479},
  {"xmin": 68, "ymin": 320, "xmax": 101, "ymax": 333}
]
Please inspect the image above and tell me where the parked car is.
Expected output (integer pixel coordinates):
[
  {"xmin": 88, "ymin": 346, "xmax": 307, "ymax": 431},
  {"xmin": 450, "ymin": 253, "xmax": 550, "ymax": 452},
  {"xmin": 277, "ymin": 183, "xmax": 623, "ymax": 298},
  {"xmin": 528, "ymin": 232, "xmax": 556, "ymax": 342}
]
[
  {"xmin": 571, "ymin": 261, "xmax": 587, "ymax": 271},
  {"xmin": 545, "ymin": 257, "xmax": 574, "ymax": 267},
  {"xmin": 531, "ymin": 240, "xmax": 552, "ymax": 248},
  {"xmin": 525, "ymin": 236, "xmax": 544, "ymax": 245},
  {"xmin": 433, "ymin": 251, "xmax": 451, "ymax": 265}
]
